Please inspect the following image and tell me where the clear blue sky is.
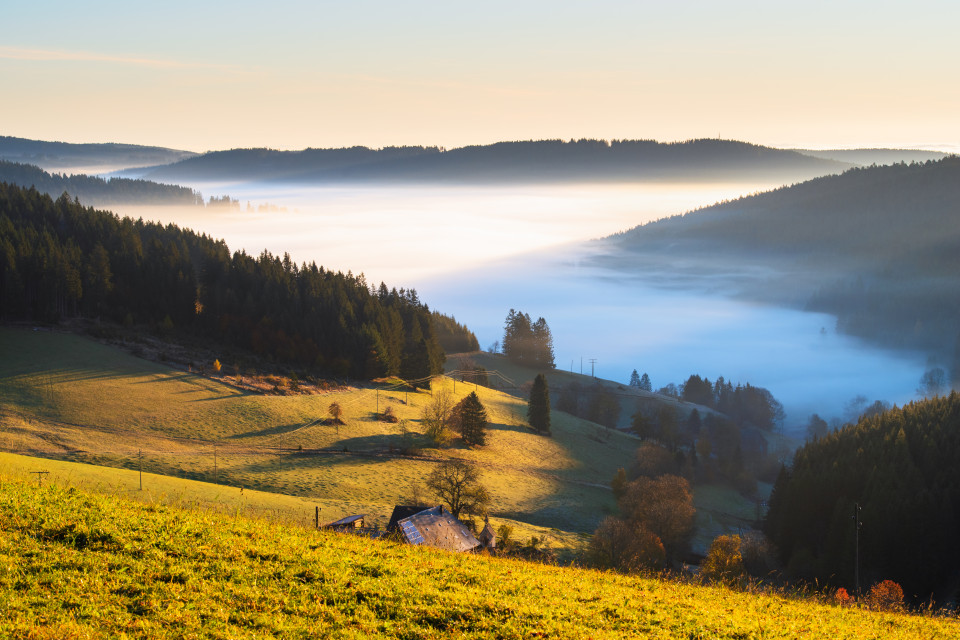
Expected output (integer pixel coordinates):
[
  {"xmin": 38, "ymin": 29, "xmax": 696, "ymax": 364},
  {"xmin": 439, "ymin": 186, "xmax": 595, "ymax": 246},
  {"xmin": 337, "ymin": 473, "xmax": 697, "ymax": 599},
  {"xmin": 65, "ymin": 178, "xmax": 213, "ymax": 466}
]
[{"xmin": 2, "ymin": 0, "xmax": 958, "ymax": 152}]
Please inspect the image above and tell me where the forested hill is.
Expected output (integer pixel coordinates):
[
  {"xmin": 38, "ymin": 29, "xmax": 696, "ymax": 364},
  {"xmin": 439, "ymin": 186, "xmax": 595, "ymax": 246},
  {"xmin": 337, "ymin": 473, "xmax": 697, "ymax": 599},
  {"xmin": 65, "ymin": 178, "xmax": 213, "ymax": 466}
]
[
  {"xmin": 0, "ymin": 182, "xmax": 474, "ymax": 379},
  {"xmin": 142, "ymin": 139, "xmax": 848, "ymax": 185},
  {"xmin": 0, "ymin": 161, "xmax": 204, "ymax": 206},
  {"xmin": 765, "ymin": 393, "xmax": 960, "ymax": 604},
  {"xmin": 609, "ymin": 157, "xmax": 960, "ymax": 356},
  {"xmin": 0, "ymin": 136, "xmax": 196, "ymax": 173},
  {"xmin": 612, "ymin": 157, "xmax": 960, "ymax": 263}
]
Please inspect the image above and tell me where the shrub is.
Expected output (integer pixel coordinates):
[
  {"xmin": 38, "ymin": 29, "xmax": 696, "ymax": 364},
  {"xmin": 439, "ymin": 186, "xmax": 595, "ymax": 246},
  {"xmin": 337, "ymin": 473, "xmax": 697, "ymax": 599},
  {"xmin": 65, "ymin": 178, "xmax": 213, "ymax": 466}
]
[
  {"xmin": 701, "ymin": 534, "xmax": 745, "ymax": 584},
  {"xmin": 381, "ymin": 406, "xmax": 399, "ymax": 423},
  {"xmin": 834, "ymin": 587, "xmax": 854, "ymax": 607},
  {"xmin": 740, "ymin": 531, "xmax": 779, "ymax": 577},
  {"xmin": 868, "ymin": 580, "xmax": 904, "ymax": 612},
  {"xmin": 588, "ymin": 516, "xmax": 666, "ymax": 573}
]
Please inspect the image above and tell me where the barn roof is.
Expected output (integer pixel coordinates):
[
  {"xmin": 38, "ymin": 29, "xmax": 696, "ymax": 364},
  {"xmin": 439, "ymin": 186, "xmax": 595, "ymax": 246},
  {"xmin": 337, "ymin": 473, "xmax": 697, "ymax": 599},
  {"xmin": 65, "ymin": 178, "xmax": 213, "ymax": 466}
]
[
  {"xmin": 387, "ymin": 505, "xmax": 428, "ymax": 532},
  {"xmin": 325, "ymin": 514, "xmax": 365, "ymax": 527},
  {"xmin": 396, "ymin": 505, "xmax": 480, "ymax": 553}
]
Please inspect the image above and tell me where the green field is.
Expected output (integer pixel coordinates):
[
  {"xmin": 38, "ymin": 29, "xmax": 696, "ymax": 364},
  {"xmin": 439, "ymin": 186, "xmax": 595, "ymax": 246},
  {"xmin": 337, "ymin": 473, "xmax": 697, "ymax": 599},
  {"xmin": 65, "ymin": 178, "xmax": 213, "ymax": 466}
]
[{"xmin": 3, "ymin": 473, "xmax": 956, "ymax": 639}]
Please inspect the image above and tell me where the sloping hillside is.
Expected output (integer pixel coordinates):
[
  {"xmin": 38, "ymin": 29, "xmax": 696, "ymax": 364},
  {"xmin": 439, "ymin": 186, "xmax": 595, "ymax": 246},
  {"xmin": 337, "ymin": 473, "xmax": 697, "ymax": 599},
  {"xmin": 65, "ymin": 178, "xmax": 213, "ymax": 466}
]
[
  {"xmin": 2, "ymin": 473, "xmax": 956, "ymax": 638},
  {"xmin": 0, "ymin": 135, "xmax": 197, "ymax": 174},
  {"xmin": 605, "ymin": 157, "xmax": 960, "ymax": 357},
  {"xmin": 0, "ymin": 327, "xmax": 634, "ymax": 537}
]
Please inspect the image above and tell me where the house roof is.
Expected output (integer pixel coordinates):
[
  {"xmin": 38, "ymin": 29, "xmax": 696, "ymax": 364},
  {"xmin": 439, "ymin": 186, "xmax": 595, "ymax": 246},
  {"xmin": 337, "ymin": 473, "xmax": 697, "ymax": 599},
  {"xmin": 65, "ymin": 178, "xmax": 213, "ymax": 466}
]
[
  {"xmin": 387, "ymin": 505, "xmax": 428, "ymax": 532},
  {"xmin": 325, "ymin": 514, "xmax": 365, "ymax": 527},
  {"xmin": 396, "ymin": 505, "xmax": 480, "ymax": 553}
]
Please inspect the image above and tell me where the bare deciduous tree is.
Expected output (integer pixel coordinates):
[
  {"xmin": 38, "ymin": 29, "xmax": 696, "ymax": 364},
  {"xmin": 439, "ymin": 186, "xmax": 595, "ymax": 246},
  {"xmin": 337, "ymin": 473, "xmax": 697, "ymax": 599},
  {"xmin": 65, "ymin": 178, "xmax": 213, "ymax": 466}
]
[{"xmin": 425, "ymin": 459, "xmax": 490, "ymax": 518}]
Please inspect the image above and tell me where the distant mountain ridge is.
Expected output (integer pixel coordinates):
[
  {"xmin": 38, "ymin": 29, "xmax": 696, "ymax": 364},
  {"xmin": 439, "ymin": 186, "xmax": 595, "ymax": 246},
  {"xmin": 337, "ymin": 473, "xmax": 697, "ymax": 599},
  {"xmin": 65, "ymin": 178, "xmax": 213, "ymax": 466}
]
[
  {"xmin": 792, "ymin": 148, "xmax": 949, "ymax": 166},
  {"xmin": 0, "ymin": 136, "xmax": 197, "ymax": 174},
  {"xmin": 142, "ymin": 139, "xmax": 850, "ymax": 185}
]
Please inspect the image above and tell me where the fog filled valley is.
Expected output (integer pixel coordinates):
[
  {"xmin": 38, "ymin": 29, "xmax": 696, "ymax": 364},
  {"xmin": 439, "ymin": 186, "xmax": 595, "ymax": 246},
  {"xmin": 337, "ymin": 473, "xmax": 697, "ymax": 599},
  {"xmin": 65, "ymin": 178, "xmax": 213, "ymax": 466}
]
[{"xmin": 104, "ymin": 173, "xmax": 938, "ymax": 431}]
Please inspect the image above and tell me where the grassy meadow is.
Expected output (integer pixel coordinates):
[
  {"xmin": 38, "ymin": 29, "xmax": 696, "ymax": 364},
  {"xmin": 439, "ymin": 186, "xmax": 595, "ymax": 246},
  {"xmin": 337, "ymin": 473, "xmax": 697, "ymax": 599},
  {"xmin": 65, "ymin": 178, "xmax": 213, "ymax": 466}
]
[
  {"xmin": 1, "ymin": 326, "xmax": 766, "ymax": 557},
  {"xmin": 0, "ymin": 328, "xmax": 633, "ymax": 542},
  {"xmin": 3, "ymin": 473, "xmax": 957, "ymax": 639}
]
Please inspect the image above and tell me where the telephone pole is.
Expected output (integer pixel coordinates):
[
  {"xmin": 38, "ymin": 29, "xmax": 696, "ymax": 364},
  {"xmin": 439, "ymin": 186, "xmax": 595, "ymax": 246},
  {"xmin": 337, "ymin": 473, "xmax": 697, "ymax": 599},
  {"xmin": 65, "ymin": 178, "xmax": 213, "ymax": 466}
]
[
  {"xmin": 853, "ymin": 502, "xmax": 862, "ymax": 596},
  {"xmin": 588, "ymin": 358, "xmax": 597, "ymax": 378},
  {"xmin": 138, "ymin": 449, "xmax": 142, "ymax": 491}
]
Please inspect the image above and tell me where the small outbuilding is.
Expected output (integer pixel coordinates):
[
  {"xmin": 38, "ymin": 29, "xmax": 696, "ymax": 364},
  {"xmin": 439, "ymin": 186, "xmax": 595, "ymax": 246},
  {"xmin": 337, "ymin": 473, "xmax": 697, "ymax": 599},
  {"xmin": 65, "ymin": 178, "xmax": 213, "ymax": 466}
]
[
  {"xmin": 478, "ymin": 516, "xmax": 497, "ymax": 550},
  {"xmin": 324, "ymin": 514, "xmax": 366, "ymax": 531}
]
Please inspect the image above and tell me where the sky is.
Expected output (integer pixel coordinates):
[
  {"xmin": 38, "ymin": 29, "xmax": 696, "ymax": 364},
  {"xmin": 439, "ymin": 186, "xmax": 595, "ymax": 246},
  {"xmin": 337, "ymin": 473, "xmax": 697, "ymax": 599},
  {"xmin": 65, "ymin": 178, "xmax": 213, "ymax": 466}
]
[{"xmin": 2, "ymin": 1, "xmax": 959, "ymax": 153}]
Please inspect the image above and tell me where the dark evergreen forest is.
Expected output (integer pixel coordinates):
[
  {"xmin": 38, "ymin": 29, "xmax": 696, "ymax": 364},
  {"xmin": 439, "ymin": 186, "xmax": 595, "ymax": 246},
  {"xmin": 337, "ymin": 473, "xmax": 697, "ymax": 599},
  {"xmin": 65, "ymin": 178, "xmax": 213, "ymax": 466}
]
[
  {"xmin": 0, "ymin": 161, "xmax": 204, "ymax": 206},
  {"xmin": 765, "ymin": 393, "xmax": 960, "ymax": 603},
  {"xmin": 0, "ymin": 182, "xmax": 475, "ymax": 380}
]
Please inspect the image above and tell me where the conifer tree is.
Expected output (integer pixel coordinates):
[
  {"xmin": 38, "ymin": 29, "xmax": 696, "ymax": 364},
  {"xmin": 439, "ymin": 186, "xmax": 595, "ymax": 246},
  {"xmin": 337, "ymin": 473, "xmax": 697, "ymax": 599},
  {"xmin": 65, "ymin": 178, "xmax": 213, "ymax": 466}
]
[
  {"xmin": 639, "ymin": 373, "xmax": 652, "ymax": 392},
  {"xmin": 528, "ymin": 373, "xmax": 551, "ymax": 435},
  {"xmin": 453, "ymin": 391, "xmax": 488, "ymax": 446}
]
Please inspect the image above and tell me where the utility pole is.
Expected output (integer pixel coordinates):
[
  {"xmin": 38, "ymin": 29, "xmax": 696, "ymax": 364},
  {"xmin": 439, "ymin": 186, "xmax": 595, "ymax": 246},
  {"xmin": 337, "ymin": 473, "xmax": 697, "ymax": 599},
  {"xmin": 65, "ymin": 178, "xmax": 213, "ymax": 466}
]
[
  {"xmin": 214, "ymin": 444, "xmax": 218, "ymax": 484},
  {"xmin": 853, "ymin": 502, "xmax": 862, "ymax": 596},
  {"xmin": 589, "ymin": 358, "xmax": 597, "ymax": 378},
  {"xmin": 138, "ymin": 449, "xmax": 143, "ymax": 491},
  {"xmin": 376, "ymin": 389, "xmax": 380, "ymax": 415}
]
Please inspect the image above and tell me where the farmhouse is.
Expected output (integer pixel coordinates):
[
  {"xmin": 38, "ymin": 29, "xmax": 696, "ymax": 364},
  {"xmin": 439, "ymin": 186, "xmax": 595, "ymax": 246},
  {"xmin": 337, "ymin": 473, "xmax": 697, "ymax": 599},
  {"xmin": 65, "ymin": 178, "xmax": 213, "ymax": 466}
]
[{"xmin": 389, "ymin": 505, "xmax": 481, "ymax": 553}]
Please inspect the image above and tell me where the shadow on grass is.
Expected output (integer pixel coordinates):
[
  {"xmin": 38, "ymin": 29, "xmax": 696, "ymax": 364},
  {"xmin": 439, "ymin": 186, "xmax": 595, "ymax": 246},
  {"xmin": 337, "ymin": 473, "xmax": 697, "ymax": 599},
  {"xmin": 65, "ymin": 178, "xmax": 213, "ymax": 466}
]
[{"xmin": 225, "ymin": 422, "xmax": 318, "ymax": 440}]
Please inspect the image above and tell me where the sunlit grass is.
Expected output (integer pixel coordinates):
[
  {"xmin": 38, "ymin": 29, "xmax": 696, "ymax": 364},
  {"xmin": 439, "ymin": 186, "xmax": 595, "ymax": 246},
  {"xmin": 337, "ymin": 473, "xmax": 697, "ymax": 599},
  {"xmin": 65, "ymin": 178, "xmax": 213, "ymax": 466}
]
[
  {"xmin": 0, "ymin": 327, "xmax": 634, "ymax": 544},
  {"xmin": 1, "ymin": 473, "xmax": 956, "ymax": 639}
]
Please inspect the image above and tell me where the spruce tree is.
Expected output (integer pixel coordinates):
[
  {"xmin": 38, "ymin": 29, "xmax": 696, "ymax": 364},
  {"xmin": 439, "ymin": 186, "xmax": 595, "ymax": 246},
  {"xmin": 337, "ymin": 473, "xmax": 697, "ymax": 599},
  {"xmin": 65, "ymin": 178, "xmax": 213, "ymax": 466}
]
[
  {"xmin": 455, "ymin": 391, "xmax": 488, "ymax": 446},
  {"xmin": 639, "ymin": 373, "xmax": 652, "ymax": 392},
  {"xmin": 528, "ymin": 373, "xmax": 551, "ymax": 435}
]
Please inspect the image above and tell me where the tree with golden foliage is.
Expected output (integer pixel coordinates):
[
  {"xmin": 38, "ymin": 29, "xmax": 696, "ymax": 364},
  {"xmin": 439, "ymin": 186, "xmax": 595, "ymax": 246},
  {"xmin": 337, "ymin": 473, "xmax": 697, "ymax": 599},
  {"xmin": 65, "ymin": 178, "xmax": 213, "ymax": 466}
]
[{"xmin": 701, "ymin": 535, "xmax": 745, "ymax": 584}]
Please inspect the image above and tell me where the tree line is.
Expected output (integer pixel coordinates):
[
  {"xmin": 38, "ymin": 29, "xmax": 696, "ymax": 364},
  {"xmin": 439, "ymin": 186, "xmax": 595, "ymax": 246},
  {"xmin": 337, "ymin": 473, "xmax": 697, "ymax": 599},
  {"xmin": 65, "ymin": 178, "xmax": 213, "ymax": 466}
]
[
  {"xmin": 0, "ymin": 182, "xmax": 475, "ymax": 379},
  {"xmin": 0, "ymin": 161, "xmax": 205, "ymax": 206},
  {"xmin": 502, "ymin": 309, "xmax": 554, "ymax": 369},
  {"xmin": 765, "ymin": 393, "xmax": 960, "ymax": 603}
]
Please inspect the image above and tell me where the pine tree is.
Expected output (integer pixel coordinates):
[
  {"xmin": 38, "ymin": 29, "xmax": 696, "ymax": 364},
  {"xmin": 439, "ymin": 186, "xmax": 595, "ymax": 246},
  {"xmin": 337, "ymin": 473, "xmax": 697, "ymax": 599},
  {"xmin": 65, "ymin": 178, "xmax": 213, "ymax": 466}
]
[
  {"xmin": 639, "ymin": 373, "xmax": 652, "ymax": 392},
  {"xmin": 629, "ymin": 369, "xmax": 641, "ymax": 388},
  {"xmin": 528, "ymin": 373, "xmax": 551, "ymax": 435},
  {"xmin": 454, "ymin": 391, "xmax": 488, "ymax": 446}
]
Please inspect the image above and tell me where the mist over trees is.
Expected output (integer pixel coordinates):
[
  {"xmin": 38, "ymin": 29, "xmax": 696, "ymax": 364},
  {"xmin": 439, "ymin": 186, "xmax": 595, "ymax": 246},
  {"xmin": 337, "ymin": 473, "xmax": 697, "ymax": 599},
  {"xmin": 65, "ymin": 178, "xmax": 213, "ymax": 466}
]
[
  {"xmin": 502, "ymin": 309, "xmax": 555, "ymax": 369},
  {"xmin": 765, "ymin": 393, "xmax": 960, "ymax": 602},
  {"xmin": 0, "ymin": 161, "xmax": 205, "ymax": 206},
  {"xmin": 430, "ymin": 311, "xmax": 479, "ymax": 354},
  {"xmin": 0, "ymin": 182, "xmax": 472, "ymax": 379},
  {"xmin": 609, "ymin": 157, "xmax": 960, "ymax": 373}
]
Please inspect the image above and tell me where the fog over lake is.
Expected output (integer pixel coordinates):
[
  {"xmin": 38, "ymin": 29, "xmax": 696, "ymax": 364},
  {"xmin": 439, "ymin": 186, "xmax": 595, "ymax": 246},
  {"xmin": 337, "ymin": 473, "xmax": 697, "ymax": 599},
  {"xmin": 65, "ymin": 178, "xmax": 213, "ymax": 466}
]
[{"xmin": 114, "ymin": 181, "xmax": 929, "ymax": 431}]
